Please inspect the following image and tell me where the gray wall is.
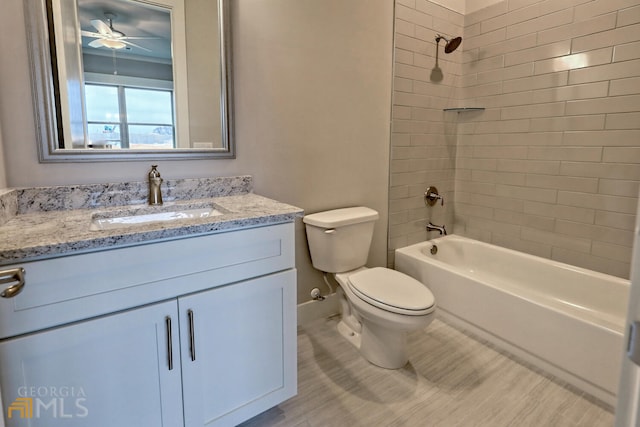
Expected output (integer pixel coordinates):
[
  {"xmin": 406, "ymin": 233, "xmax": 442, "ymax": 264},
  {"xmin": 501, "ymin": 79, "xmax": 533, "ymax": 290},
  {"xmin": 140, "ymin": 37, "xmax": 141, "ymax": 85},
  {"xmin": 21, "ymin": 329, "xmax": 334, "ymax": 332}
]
[{"xmin": 0, "ymin": 0, "xmax": 394, "ymax": 303}]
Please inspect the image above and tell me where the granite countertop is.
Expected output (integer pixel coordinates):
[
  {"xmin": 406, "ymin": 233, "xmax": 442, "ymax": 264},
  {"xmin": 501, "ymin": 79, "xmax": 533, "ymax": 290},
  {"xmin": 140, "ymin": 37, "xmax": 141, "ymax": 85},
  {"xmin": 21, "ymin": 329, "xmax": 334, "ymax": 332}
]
[{"xmin": 0, "ymin": 176, "xmax": 303, "ymax": 265}]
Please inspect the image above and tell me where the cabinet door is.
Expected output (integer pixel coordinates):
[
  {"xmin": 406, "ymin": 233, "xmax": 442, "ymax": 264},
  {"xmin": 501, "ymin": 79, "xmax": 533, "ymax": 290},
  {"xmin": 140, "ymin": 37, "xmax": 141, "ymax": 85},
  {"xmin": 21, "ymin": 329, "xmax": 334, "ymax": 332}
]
[
  {"xmin": 0, "ymin": 300, "xmax": 183, "ymax": 427},
  {"xmin": 181, "ymin": 270, "xmax": 297, "ymax": 427}
]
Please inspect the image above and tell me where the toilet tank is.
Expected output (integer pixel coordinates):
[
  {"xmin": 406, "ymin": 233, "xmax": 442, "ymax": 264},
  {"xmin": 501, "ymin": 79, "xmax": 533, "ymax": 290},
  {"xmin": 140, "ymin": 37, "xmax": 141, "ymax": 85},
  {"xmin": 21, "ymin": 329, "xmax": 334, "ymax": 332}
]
[{"xmin": 303, "ymin": 207, "xmax": 379, "ymax": 273}]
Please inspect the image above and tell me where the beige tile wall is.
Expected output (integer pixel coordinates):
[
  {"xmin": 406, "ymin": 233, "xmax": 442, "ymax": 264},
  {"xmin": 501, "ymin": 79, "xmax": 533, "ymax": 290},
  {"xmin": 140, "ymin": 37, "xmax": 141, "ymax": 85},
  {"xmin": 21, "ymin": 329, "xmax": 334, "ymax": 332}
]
[
  {"xmin": 391, "ymin": 0, "xmax": 639, "ymax": 278},
  {"xmin": 389, "ymin": 0, "xmax": 464, "ymax": 266},
  {"xmin": 458, "ymin": 0, "xmax": 640, "ymax": 278}
]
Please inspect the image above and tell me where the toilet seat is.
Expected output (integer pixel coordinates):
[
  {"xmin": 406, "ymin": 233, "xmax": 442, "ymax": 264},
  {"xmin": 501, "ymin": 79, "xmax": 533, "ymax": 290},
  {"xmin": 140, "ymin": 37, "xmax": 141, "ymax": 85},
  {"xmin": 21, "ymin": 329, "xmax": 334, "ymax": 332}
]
[{"xmin": 347, "ymin": 267, "xmax": 435, "ymax": 316}]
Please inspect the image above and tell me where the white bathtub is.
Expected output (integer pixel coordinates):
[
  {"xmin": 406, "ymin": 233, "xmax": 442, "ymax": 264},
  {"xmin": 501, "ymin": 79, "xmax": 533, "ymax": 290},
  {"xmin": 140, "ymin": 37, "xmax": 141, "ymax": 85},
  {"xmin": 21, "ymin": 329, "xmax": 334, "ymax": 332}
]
[{"xmin": 395, "ymin": 235, "xmax": 630, "ymax": 406}]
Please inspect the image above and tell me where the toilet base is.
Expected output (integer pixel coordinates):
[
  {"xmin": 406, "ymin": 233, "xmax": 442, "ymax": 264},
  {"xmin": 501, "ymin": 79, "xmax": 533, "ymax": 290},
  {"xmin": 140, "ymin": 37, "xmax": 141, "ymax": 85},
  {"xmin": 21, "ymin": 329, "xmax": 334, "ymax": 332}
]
[{"xmin": 337, "ymin": 316, "xmax": 409, "ymax": 370}]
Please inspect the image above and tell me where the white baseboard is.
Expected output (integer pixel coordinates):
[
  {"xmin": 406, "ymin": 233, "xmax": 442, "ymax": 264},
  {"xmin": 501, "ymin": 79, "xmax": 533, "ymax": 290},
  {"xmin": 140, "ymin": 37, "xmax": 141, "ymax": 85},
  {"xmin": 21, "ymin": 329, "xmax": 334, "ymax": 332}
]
[{"xmin": 297, "ymin": 293, "xmax": 339, "ymax": 326}]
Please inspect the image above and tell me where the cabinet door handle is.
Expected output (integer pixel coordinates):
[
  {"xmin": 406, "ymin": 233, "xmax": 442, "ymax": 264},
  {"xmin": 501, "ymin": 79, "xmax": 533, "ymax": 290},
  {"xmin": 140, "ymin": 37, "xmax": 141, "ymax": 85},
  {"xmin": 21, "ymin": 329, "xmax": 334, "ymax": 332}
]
[
  {"xmin": 165, "ymin": 316, "xmax": 173, "ymax": 371},
  {"xmin": 0, "ymin": 268, "xmax": 26, "ymax": 298},
  {"xmin": 188, "ymin": 309, "xmax": 196, "ymax": 361}
]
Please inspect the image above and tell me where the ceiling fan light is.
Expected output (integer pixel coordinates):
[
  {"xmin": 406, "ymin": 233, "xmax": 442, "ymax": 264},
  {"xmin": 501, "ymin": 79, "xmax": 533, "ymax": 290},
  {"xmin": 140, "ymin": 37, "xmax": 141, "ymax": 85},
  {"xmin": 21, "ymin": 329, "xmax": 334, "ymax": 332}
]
[{"xmin": 101, "ymin": 39, "xmax": 126, "ymax": 49}]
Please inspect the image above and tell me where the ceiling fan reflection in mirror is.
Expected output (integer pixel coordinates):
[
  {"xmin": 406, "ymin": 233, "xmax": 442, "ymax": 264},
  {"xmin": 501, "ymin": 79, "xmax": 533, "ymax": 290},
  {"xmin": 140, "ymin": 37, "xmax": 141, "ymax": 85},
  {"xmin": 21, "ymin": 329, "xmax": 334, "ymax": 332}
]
[{"xmin": 81, "ymin": 13, "xmax": 156, "ymax": 51}]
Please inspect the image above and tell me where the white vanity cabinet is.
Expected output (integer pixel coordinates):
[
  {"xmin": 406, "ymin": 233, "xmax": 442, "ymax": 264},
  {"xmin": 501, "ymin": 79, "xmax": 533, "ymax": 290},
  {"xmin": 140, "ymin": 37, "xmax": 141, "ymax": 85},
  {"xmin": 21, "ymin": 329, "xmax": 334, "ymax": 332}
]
[{"xmin": 0, "ymin": 223, "xmax": 297, "ymax": 427}]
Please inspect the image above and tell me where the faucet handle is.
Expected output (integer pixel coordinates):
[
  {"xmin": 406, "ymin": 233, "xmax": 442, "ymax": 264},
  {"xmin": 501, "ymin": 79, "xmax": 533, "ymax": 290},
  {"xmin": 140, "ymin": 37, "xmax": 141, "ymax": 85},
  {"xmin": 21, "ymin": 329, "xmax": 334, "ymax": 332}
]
[
  {"xmin": 424, "ymin": 186, "xmax": 444, "ymax": 206},
  {"xmin": 149, "ymin": 165, "xmax": 161, "ymax": 179}
]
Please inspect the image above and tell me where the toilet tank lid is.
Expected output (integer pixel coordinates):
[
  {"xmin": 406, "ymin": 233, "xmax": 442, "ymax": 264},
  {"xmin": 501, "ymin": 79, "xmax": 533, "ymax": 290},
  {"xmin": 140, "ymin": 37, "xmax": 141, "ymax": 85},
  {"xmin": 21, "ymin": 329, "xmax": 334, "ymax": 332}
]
[{"xmin": 303, "ymin": 207, "xmax": 379, "ymax": 228}]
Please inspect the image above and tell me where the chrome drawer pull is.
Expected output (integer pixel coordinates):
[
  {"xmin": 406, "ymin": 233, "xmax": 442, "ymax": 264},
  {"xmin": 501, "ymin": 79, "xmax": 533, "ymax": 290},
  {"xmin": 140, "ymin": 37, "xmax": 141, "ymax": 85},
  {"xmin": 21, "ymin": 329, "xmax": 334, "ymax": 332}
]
[{"xmin": 0, "ymin": 268, "xmax": 26, "ymax": 298}]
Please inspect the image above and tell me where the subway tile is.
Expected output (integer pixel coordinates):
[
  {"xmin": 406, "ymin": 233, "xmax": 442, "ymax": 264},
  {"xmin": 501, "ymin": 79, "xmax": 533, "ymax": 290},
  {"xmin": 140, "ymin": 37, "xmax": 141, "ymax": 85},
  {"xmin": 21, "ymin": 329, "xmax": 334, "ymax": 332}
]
[
  {"xmin": 508, "ymin": 0, "xmax": 540, "ymax": 12},
  {"xmin": 473, "ymin": 145, "xmax": 528, "ymax": 159},
  {"xmin": 465, "ymin": 1, "xmax": 509, "ymax": 27},
  {"xmin": 614, "ymin": 40, "xmax": 640, "ymax": 62},
  {"xmin": 595, "ymin": 210, "xmax": 637, "ymax": 230},
  {"xmin": 504, "ymin": 40, "xmax": 571, "ymax": 67},
  {"xmin": 493, "ymin": 208, "xmax": 525, "ymax": 225},
  {"xmin": 417, "ymin": 0, "xmax": 464, "ymax": 24},
  {"xmin": 464, "ymin": 28, "xmax": 507, "ymax": 50},
  {"xmin": 393, "ymin": 77, "xmax": 413, "ymax": 93},
  {"xmin": 530, "ymin": 115, "xmax": 606, "ymax": 131},
  {"xmin": 391, "ymin": 133, "xmax": 411, "ymax": 147},
  {"xmin": 592, "ymin": 241, "xmax": 632, "ymax": 263},
  {"xmin": 395, "ymin": 48, "xmax": 414, "ymax": 65},
  {"xmin": 618, "ymin": 4, "xmax": 640, "ymax": 27},
  {"xmin": 569, "ymin": 58, "xmax": 640, "ymax": 85},
  {"xmin": 397, "ymin": 0, "xmax": 416, "ymax": 8},
  {"xmin": 395, "ymin": 18, "xmax": 415, "ymax": 37},
  {"xmin": 572, "ymin": 23, "xmax": 640, "ymax": 54},
  {"xmin": 526, "ymin": 174, "xmax": 599, "ymax": 193},
  {"xmin": 556, "ymin": 219, "xmax": 635, "ymax": 247},
  {"xmin": 469, "ymin": 34, "xmax": 537, "ymax": 64},
  {"xmin": 560, "ymin": 162, "xmax": 640, "ymax": 180},
  {"xmin": 537, "ymin": 13, "xmax": 617, "ymax": 46},
  {"xmin": 503, "ymin": 62, "xmax": 534, "ymax": 80},
  {"xmin": 497, "ymin": 159, "xmax": 561, "ymax": 175},
  {"xmin": 563, "ymin": 130, "xmax": 640, "ymax": 146},
  {"xmin": 538, "ymin": 0, "xmax": 594, "ymax": 16},
  {"xmin": 533, "ymin": 48, "xmax": 613, "ymax": 75},
  {"xmin": 496, "ymin": 184, "xmax": 558, "ymax": 202},
  {"xmin": 457, "ymin": 202, "xmax": 495, "ymax": 219},
  {"xmin": 528, "ymin": 146, "xmax": 602, "ymax": 162},
  {"xmin": 521, "ymin": 226, "xmax": 592, "ymax": 253},
  {"xmin": 524, "ymin": 200, "xmax": 596, "ymax": 224},
  {"xmin": 532, "ymin": 81, "xmax": 609, "ymax": 103},
  {"xmin": 506, "ymin": 9, "xmax": 573, "ymax": 39},
  {"xmin": 474, "ymin": 118, "xmax": 531, "ymax": 133},
  {"xmin": 472, "ymin": 169, "xmax": 527, "ymax": 185},
  {"xmin": 557, "ymin": 190, "xmax": 639, "ymax": 214},
  {"xmin": 503, "ymin": 71, "xmax": 569, "ymax": 93},
  {"xmin": 396, "ymin": 5, "xmax": 433, "ymax": 29},
  {"xmin": 481, "ymin": 13, "xmax": 508, "ymax": 34},
  {"xmin": 506, "ymin": 2, "xmax": 540, "ymax": 26},
  {"xmin": 491, "ymin": 233, "xmax": 552, "ymax": 258},
  {"xmin": 501, "ymin": 102, "xmax": 565, "ymax": 120},
  {"xmin": 393, "ymin": 106, "xmax": 412, "ymax": 119},
  {"xmin": 552, "ymin": 247, "xmax": 630, "ymax": 278},
  {"xmin": 565, "ymin": 94, "xmax": 640, "ymax": 115},
  {"xmin": 463, "ymin": 55, "xmax": 505, "ymax": 74},
  {"xmin": 574, "ymin": 0, "xmax": 640, "ymax": 22},
  {"xmin": 598, "ymin": 179, "xmax": 640, "ymax": 197},
  {"xmin": 610, "ymin": 76, "xmax": 640, "ymax": 96},
  {"xmin": 606, "ymin": 112, "xmax": 640, "ymax": 129},
  {"xmin": 602, "ymin": 147, "xmax": 640, "ymax": 163},
  {"xmin": 395, "ymin": 34, "xmax": 430, "ymax": 56},
  {"xmin": 499, "ymin": 131, "xmax": 564, "ymax": 145}
]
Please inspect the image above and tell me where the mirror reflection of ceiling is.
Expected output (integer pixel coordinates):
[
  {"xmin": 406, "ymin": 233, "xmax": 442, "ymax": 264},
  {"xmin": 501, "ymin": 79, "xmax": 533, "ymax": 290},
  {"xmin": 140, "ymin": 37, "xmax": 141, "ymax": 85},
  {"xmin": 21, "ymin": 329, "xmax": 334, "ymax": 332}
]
[{"xmin": 78, "ymin": 0, "xmax": 172, "ymax": 62}]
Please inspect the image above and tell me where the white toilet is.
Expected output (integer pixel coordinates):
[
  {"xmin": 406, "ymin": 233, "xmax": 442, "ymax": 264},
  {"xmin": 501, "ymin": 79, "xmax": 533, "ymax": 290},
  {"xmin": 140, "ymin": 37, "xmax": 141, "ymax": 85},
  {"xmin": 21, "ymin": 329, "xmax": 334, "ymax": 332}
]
[{"xmin": 303, "ymin": 207, "xmax": 435, "ymax": 369}]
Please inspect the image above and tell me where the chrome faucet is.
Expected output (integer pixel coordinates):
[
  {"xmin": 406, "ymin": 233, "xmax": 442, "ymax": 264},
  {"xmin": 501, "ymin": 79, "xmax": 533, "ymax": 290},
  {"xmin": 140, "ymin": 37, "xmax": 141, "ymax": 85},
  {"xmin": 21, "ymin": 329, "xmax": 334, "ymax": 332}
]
[
  {"xmin": 148, "ymin": 165, "xmax": 163, "ymax": 205},
  {"xmin": 426, "ymin": 222, "xmax": 447, "ymax": 235}
]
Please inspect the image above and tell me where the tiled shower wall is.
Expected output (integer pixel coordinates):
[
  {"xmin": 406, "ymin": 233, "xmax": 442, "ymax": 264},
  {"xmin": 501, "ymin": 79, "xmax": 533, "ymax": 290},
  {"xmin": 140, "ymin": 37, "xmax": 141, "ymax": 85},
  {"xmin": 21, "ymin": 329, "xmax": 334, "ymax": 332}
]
[
  {"xmin": 457, "ymin": 0, "xmax": 640, "ymax": 278},
  {"xmin": 389, "ymin": 0, "xmax": 463, "ymax": 266},
  {"xmin": 390, "ymin": 0, "xmax": 640, "ymax": 278}
]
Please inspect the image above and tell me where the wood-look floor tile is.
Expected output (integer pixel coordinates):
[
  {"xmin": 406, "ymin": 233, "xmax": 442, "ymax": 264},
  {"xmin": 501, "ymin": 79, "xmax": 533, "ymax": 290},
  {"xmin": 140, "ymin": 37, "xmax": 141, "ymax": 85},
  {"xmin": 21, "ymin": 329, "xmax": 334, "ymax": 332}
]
[{"xmin": 239, "ymin": 317, "xmax": 614, "ymax": 427}]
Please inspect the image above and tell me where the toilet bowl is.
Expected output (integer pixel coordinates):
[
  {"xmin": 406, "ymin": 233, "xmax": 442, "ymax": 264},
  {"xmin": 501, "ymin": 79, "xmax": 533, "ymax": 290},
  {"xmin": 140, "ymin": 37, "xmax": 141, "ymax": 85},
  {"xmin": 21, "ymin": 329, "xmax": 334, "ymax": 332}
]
[{"xmin": 303, "ymin": 207, "xmax": 436, "ymax": 369}]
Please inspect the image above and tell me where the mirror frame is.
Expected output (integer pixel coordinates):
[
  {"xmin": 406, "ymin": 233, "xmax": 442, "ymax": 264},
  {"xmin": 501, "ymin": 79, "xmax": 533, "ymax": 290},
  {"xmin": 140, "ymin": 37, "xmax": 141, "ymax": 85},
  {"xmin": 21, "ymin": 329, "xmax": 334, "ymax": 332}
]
[{"xmin": 24, "ymin": 0, "xmax": 235, "ymax": 162}]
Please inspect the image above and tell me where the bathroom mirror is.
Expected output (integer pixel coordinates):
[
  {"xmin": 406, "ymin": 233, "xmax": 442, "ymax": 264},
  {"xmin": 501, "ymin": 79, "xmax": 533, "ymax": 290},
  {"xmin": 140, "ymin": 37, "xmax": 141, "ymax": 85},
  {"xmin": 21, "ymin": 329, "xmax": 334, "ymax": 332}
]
[{"xmin": 24, "ymin": 0, "xmax": 234, "ymax": 162}]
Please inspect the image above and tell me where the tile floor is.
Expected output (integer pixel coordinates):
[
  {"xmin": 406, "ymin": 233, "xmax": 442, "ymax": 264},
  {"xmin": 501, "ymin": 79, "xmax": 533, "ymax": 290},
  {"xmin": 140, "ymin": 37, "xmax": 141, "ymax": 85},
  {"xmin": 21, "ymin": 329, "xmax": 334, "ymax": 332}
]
[{"xmin": 240, "ymin": 317, "xmax": 614, "ymax": 427}]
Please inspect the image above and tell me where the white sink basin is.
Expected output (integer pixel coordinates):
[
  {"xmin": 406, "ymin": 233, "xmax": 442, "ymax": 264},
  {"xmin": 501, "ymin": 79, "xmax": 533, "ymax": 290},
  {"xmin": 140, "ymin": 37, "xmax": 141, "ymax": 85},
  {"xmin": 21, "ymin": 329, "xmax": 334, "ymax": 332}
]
[{"xmin": 90, "ymin": 206, "xmax": 226, "ymax": 231}]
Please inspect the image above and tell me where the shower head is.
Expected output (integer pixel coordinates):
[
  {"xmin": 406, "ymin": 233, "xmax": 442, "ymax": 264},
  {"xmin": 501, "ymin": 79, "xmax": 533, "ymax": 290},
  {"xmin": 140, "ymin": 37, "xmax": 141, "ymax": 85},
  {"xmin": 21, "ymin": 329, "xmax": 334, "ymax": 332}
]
[{"xmin": 435, "ymin": 34, "xmax": 462, "ymax": 53}]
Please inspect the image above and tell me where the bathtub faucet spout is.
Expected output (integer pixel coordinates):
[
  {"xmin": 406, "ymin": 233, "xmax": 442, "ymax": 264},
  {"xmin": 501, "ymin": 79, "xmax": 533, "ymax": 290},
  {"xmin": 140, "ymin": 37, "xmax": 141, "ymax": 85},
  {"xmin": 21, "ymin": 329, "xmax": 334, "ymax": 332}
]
[{"xmin": 427, "ymin": 222, "xmax": 447, "ymax": 235}]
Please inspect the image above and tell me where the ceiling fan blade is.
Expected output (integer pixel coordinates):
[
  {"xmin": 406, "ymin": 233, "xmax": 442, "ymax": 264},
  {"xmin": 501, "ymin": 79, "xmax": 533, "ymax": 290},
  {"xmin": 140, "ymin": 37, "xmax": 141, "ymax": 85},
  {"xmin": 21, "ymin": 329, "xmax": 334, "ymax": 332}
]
[
  {"xmin": 81, "ymin": 30, "xmax": 103, "ymax": 38},
  {"xmin": 91, "ymin": 19, "xmax": 112, "ymax": 36},
  {"xmin": 121, "ymin": 40, "xmax": 152, "ymax": 52},
  {"xmin": 88, "ymin": 39, "xmax": 105, "ymax": 48},
  {"xmin": 121, "ymin": 36, "xmax": 162, "ymax": 40}
]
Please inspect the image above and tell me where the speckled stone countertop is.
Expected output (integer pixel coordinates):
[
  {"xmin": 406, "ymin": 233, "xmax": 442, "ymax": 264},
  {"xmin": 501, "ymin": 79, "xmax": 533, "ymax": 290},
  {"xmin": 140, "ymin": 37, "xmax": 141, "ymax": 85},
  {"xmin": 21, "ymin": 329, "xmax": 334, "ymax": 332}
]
[{"xmin": 0, "ymin": 176, "xmax": 303, "ymax": 265}]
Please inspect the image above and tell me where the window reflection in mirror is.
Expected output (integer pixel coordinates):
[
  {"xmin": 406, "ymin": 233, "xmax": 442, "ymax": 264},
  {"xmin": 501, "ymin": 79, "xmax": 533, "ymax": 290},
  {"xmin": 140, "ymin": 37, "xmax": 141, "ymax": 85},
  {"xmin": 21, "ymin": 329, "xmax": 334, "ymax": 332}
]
[{"xmin": 26, "ymin": 0, "xmax": 234, "ymax": 161}]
